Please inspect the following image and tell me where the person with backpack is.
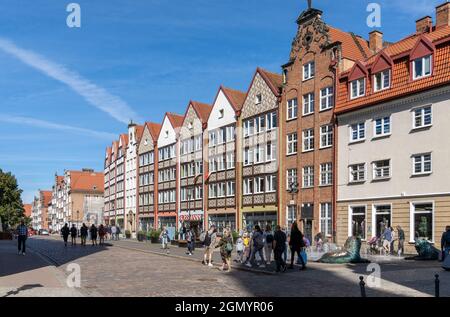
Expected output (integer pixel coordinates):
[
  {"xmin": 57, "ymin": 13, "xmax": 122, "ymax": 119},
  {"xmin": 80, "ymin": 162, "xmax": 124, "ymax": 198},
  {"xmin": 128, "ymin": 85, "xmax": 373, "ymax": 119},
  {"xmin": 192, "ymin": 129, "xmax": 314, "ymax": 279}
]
[
  {"xmin": 289, "ymin": 222, "xmax": 306, "ymax": 270},
  {"xmin": 441, "ymin": 226, "xmax": 450, "ymax": 261},
  {"xmin": 186, "ymin": 228, "xmax": 196, "ymax": 256},
  {"xmin": 159, "ymin": 226, "xmax": 170, "ymax": 254},
  {"xmin": 263, "ymin": 224, "xmax": 274, "ymax": 265},
  {"xmin": 80, "ymin": 223, "xmax": 88, "ymax": 246},
  {"xmin": 202, "ymin": 225, "xmax": 217, "ymax": 267},
  {"xmin": 273, "ymin": 225, "xmax": 287, "ymax": 273},
  {"xmin": 70, "ymin": 224, "xmax": 78, "ymax": 246},
  {"xmin": 90, "ymin": 224, "xmax": 98, "ymax": 246},
  {"xmin": 217, "ymin": 228, "xmax": 233, "ymax": 272},
  {"xmin": 61, "ymin": 223, "xmax": 70, "ymax": 247},
  {"xmin": 245, "ymin": 225, "xmax": 266, "ymax": 268}
]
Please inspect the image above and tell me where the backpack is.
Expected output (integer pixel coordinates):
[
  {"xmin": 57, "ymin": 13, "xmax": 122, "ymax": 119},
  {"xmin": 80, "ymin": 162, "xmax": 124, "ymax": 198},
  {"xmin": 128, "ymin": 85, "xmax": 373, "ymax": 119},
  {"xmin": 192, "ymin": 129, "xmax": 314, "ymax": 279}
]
[
  {"xmin": 265, "ymin": 233, "xmax": 274, "ymax": 244},
  {"xmin": 254, "ymin": 232, "xmax": 264, "ymax": 248},
  {"xmin": 203, "ymin": 232, "xmax": 211, "ymax": 246},
  {"xmin": 226, "ymin": 241, "xmax": 233, "ymax": 252},
  {"xmin": 199, "ymin": 232, "xmax": 206, "ymax": 243}
]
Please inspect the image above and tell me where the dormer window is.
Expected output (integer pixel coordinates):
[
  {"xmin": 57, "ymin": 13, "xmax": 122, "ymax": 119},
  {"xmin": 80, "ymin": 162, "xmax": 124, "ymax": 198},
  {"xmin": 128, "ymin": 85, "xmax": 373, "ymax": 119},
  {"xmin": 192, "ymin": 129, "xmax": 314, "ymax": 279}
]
[
  {"xmin": 350, "ymin": 78, "xmax": 366, "ymax": 99},
  {"xmin": 255, "ymin": 94, "xmax": 262, "ymax": 105},
  {"xmin": 303, "ymin": 62, "xmax": 315, "ymax": 81},
  {"xmin": 165, "ymin": 130, "xmax": 169, "ymax": 138},
  {"xmin": 219, "ymin": 109, "xmax": 224, "ymax": 119},
  {"xmin": 413, "ymin": 55, "xmax": 432, "ymax": 80},
  {"xmin": 282, "ymin": 69, "xmax": 288, "ymax": 84},
  {"xmin": 188, "ymin": 122, "xmax": 193, "ymax": 130},
  {"xmin": 374, "ymin": 70, "xmax": 391, "ymax": 92}
]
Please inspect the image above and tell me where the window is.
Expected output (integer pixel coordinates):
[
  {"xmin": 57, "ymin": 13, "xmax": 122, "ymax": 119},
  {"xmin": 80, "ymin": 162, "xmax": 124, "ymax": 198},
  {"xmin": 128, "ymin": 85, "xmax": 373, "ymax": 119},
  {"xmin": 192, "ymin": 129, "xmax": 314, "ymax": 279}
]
[
  {"xmin": 287, "ymin": 133, "xmax": 298, "ymax": 155},
  {"xmin": 194, "ymin": 135, "xmax": 202, "ymax": 151},
  {"xmin": 266, "ymin": 141, "xmax": 276, "ymax": 162},
  {"xmin": 244, "ymin": 147, "xmax": 254, "ymax": 166},
  {"xmin": 320, "ymin": 163, "xmax": 333, "ymax": 186},
  {"xmin": 195, "ymin": 186, "xmax": 203, "ymax": 200},
  {"xmin": 255, "ymin": 94, "xmax": 262, "ymax": 105},
  {"xmin": 374, "ymin": 117, "xmax": 391, "ymax": 137},
  {"xmin": 412, "ymin": 153, "xmax": 432, "ymax": 175},
  {"xmin": 287, "ymin": 98, "xmax": 298, "ymax": 120},
  {"xmin": 226, "ymin": 152, "xmax": 235, "ymax": 169},
  {"xmin": 350, "ymin": 206, "xmax": 366, "ymax": 240},
  {"xmin": 320, "ymin": 87, "xmax": 334, "ymax": 111},
  {"xmin": 254, "ymin": 144, "xmax": 264, "ymax": 164},
  {"xmin": 209, "ymin": 131, "xmax": 216, "ymax": 147},
  {"xmin": 286, "ymin": 169, "xmax": 297, "ymax": 187},
  {"xmin": 320, "ymin": 203, "xmax": 332, "ymax": 236},
  {"xmin": 303, "ymin": 129, "xmax": 314, "ymax": 152},
  {"xmin": 413, "ymin": 106, "xmax": 432, "ymax": 129},
  {"xmin": 243, "ymin": 178, "xmax": 253, "ymax": 195},
  {"xmin": 349, "ymin": 164, "xmax": 366, "ymax": 183},
  {"xmin": 320, "ymin": 125, "xmax": 333, "ymax": 148},
  {"xmin": 350, "ymin": 123, "xmax": 365, "ymax": 142},
  {"xmin": 217, "ymin": 155, "xmax": 225, "ymax": 171},
  {"xmin": 218, "ymin": 127, "xmax": 226, "ymax": 144},
  {"xmin": 226, "ymin": 126, "xmax": 235, "ymax": 142},
  {"xmin": 373, "ymin": 160, "xmax": 391, "ymax": 180},
  {"xmin": 411, "ymin": 202, "xmax": 433, "ymax": 242},
  {"xmin": 219, "ymin": 109, "xmax": 224, "ymax": 119},
  {"xmin": 287, "ymin": 205, "xmax": 297, "ymax": 229},
  {"xmin": 303, "ymin": 93, "xmax": 315, "ymax": 115},
  {"xmin": 266, "ymin": 175, "xmax": 277, "ymax": 192},
  {"xmin": 413, "ymin": 55, "xmax": 432, "ymax": 80},
  {"xmin": 209, "ymin": 184, "xmax": 216, "ymax": 198},
  {"xmin": 303, "ymin": 62, "xmax": 315, "ymax": 80},
  {"xmin": 374, "ymin": 205, "xmax": 391, "ymax": 238},
  {"xmin": 217, "ymin": 183, "xmax": 226, "ymax": 197},
  {"xmin": 374, "ymin": 70, "xmax": 391, "ymax": 92},
  {"xmin": 303, "ymin": 166, "xmax": 314, "ymax": 188},
  {"xmin": 254, "ymin": 177, "xmax": 265, "ymax": 194},
  {"xmin": 266, "ymin": 112, "xmax": 277, "ymax": 131},
  {"xmin": 227, "ymin": 181, "xmax": 235, "ymax": 197},
  {"xmin": 350, "ymin": 78, "xmax": 365, "ymax": 99}
]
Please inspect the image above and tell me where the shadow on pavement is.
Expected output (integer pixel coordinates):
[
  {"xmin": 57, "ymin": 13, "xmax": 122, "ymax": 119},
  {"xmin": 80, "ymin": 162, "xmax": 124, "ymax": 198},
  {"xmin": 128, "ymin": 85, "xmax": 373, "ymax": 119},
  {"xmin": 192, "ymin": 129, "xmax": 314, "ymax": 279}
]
[{"xmin": 2, "ymin": 284, "xmax": 43, "ymax": 297}]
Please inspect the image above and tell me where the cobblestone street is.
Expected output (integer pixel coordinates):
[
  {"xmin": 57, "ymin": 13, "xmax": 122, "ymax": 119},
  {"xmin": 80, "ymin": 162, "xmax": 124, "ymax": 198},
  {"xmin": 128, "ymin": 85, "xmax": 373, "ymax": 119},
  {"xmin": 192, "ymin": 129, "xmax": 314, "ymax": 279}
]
[{"xmin": 8, "ymin": 236, "xmax": 446, "ymax": 297}]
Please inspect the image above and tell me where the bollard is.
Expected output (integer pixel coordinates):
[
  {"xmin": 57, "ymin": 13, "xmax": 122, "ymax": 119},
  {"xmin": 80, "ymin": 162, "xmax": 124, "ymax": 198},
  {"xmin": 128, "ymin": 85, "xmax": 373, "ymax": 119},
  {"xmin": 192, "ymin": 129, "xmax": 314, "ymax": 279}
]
[
  {"xmin": 359, "ymin": 276, "xmax": 366, "ymax": 297},
  {"xmin": 435, "ymin": 274, "xmax": 440, "ymax": 298}
]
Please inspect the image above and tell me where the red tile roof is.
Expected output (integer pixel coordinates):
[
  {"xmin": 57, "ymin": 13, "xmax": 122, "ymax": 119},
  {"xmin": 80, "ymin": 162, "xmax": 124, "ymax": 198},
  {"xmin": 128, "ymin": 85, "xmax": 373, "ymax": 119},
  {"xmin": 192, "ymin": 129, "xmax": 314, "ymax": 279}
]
[
  {"xmin": 257, "ymin": 68, "xmax": 283, "ymax": 97},
  {"xmin": 329, "ymin": 27, "xmax": 372, "ymax": 61},
  {"xmin": 23, "ymin": 204, "xmax": 32, "ymax": 217},
  {"xmin": 145, "ymin": 122, "xmax": 162, "ymax": 141},
  {"xmin": 221, "ymin": 86, "xmax": 247, "ymax": 111},
  {"xmin": 40, "ymin": 191, "xmax": 52, "ymax": 206},
  {"xmin": 190, "ymin": 101, "xmax": 213, "ymax": 124},
  {"xmin": 69, "ymin": 171, "xmax": 104, "ymax": 192},
  {"xmin": 336, "ymin": 26, "xmax": 450, "ymax": 114},
  {"xmin": 166, "ymin": 112, "xmax": 185, "ymax": 128},
  {"xmin": 135, "ymin": 125, "xmax": 145, "ymax": 143}
]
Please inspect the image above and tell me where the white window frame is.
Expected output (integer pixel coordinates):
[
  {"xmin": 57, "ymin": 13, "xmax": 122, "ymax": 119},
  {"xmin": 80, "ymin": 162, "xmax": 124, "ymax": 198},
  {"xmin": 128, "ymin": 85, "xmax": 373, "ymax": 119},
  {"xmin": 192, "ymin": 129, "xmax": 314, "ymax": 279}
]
[
  {"xmin": 286, "ymin": 169, "xmax": 297, "ymax": 188},
  {"xmin": 349, "ymin": 163, "xmax": 366, "ymax": 183},
  {"xmin": 371, "ymin": 203, "xmax": 392, "ymax": 238},
  {"xmin": 348, "ymin": 205, "xmax": 367, "ymax": 241},
  {"xmin": 320, "ymin": 163, "xmax": 333, "ymax": 186},
  {"xmin": 303, "ymin": 93, "xmax": 315, "ymax": 116},
  {"xmin": 302, "ymin": 166, "xmax": 314, "ymax": 188},
  {"xmin": 287, "ymin": 133, "xmax": 298, "ymax": 155},
  {"xmin": 320, "ymin": 87, "xmax": 334, "ymax": 111},
  {"xmin": 350, "ymin": 78, "xmax": 366, "ymax": 99},
  {"xmin": 409, "ymin": 201, "xmax": 435, "ymax": 243},
  {"xmin": 350, "ymin": 122, "xmax": 366, "ymax": 143},
  {"xmin": 373, "ymin": 69, "xmax": 391, "ymax": 92},
  {"xmin": 320, "ymin": 203, "xmax": 333, "ymax": 237},
  {"xmin": 320, "ymin": 124, "xmax": 333, "ymax": 149},
  {"xmin": 412, "ymin": 55, "xmax": 432, "ymax": 80},
  {"xmin": 373, "ymin": 116, "xmax": 391, "ymax": 138},
  {"xmin": 287, "ymin": 98, "xmax": 298, "ymax": 120},
  {"xmin": 265, "ymin": 175, "xmax": 277, "ymax": 193},
  {"xmin": 303, "ymin": 61, "xmax": 315, "ymax": 81},
  {"xmin": 303, "ymin": 128, "xmax": 314, "ymax": 152},
  {"xmin": 412, "ymin": 153, "xmax": 432, "ymax": 176},
  {"xmin": 412, "ymin": 105, "xmax": 432, "ymax": 130},
  {"xmin": 372, "ymin": 160, "xmax": 391, "ymax": 180}
]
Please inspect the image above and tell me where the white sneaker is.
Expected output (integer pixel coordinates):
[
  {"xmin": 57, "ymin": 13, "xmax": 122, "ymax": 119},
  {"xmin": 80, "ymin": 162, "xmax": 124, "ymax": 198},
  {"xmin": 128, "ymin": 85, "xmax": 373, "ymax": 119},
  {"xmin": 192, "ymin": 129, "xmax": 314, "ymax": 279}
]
[
  {"xmin": 259, "ymin": 264, "xmax": 266, "ymax": 268},
  {"xmin": 22, "ymin": 252, "xmax": 26, "ymax": 256},
  {"xmin": 208, "ymin": 263, "xmax": 214, "ymax": 267},
  {"xmin": 245, "ymin": 263, "xmax": 252, "ymax": 268}
]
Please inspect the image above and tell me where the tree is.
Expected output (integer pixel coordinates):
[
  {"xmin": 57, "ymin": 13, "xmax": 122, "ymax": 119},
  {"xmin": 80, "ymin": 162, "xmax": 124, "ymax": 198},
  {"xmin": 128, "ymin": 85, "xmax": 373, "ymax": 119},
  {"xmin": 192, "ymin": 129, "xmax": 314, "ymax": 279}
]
[{"xmin": 0, "ymin": 169, "xmax": 24, "ymax": 230}]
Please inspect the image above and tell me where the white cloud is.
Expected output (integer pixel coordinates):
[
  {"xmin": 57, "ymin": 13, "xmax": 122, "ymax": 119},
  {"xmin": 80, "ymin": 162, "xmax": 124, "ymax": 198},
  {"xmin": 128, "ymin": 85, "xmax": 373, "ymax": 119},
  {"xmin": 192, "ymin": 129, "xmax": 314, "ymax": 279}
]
[
  {"xmin": 0, "ymin": 37, "xmax": 141, "ymax": 124},
  {"xmin": 0, "ymin": 115, "xmax": 116, "ymax": 140}
]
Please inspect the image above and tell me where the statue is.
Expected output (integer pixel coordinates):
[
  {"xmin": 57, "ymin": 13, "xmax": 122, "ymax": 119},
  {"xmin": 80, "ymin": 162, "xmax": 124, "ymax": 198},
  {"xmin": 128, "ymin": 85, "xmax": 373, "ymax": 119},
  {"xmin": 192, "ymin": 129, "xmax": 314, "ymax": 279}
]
[
  {"xmin": 319, "ymin": 236, "xmax": 370, "ymax": 264},
  {"xmin": 405, "ymin": 239, "xmax": 440, "ymax": 261}
]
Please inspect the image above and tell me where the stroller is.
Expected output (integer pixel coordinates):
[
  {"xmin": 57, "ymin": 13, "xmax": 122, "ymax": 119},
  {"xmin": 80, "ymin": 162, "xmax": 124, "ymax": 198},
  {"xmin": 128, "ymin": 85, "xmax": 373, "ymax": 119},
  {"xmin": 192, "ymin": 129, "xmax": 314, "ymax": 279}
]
[{"xmin": 367, "ymin": 236, "xmax": 382, "ymax": 255}]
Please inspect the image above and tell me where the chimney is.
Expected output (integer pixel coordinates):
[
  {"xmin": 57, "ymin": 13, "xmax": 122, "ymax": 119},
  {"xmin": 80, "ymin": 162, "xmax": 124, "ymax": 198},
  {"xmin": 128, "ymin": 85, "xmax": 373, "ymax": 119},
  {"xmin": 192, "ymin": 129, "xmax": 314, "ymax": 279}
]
[
  {"xmin": 369, "ymin": 31, "xmax": 383, "ymax": 53},
  {"xmin": 436, "ymin": 2, "xmax": 450, "ymax": 28},
  {"xmin": 416, "ymin": 16, "xmax": 433, "ymax": 33}
]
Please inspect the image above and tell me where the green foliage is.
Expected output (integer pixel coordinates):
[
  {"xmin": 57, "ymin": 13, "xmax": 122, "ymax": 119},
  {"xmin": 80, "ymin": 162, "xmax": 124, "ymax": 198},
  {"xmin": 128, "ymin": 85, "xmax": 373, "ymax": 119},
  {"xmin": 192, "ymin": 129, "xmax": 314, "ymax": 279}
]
[
  {"xmin": 232, "ymin": 231, "xmax": 240, "ymax": 242},
  {"xmin": 150, "ymin": 229, "xmax": 161, "ymax": 239},
  {"xmin": 0, "ymin": 169, "xmax": 24, "ymax": 229}
]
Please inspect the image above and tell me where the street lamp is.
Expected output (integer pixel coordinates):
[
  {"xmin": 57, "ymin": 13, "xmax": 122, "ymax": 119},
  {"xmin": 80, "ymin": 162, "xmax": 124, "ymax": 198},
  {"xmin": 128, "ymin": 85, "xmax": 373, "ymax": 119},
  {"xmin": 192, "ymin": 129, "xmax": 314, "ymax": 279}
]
[{"xmin": 76, "ymin": 210, "xmax": 79, "ymax": 229}]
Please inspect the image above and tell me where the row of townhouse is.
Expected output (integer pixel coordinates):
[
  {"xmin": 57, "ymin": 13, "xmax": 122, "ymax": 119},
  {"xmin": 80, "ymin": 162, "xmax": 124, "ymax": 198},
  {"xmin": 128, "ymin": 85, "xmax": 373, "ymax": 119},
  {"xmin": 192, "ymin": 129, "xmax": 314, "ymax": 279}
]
[
  {"xmin": 103, "ymin": 3, "xmax": 450, "ymax": 252},
  {"xmin": 31, "ymin": 169, "xmax": 104, "ymax": 232}
]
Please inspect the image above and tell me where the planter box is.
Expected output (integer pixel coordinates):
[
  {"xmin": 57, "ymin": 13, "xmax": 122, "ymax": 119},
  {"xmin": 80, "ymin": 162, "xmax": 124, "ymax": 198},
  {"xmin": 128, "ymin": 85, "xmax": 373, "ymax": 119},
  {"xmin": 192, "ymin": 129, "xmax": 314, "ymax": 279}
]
[{"xmin": 0, "ymin": 232, "xmax": 12, "ymax": 240}]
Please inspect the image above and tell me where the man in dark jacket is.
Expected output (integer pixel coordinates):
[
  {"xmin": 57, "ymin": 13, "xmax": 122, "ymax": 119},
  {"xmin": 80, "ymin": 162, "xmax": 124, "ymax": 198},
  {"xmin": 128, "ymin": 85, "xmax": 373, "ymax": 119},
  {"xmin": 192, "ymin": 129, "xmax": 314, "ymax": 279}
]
[
  {"xmin": 61, "ymin": 223, "xmax": 70, "ymax": 247},
  {"xmin": 70, "ymin": 224, "xmax": 78, "ymax": 246},
  {"xmin": 273, "ymin": 226, "xmax": 287, "ymax": 273},
  {"xmin": 441, "ymin": 226, "xmax": 450, "ymax": 261}
]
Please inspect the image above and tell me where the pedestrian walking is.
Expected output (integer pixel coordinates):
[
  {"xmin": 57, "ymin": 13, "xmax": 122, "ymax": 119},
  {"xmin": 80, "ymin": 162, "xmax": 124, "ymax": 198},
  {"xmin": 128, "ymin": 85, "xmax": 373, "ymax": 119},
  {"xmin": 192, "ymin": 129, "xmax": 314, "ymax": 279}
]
[
  {"xmin": 99, "ymin": 224, "xmax": 106, "ymax": 245},
  {"xmin": 61, "ymin": 223, "xmax": 70, "ymax": 247},
  {"xmin": 90, "ymin": 224, "xmax": 98, "ymax": 246},
  {"xmin": 116, "ymin": 225, "xmax": 121, "ymax": 240},
  {"xmin": 283, "ymin": 228, "xmax": 289, "ymax": 263},
  {"xmin": 273, "ymin": 225, "xmax": 287, "ymax": 273},
  {"xmin": 80, "ymin": 223, "xmax": 88, "ymax": 246},
  {"xmin": 111, "ymin": 225, "xmax": 117, "ymax": 241},
  {"xmin": 180, "ymin": 224, "xmax": 187, "ymax": 241},
  {"xmin": 390, "ymin": 226, "xmax": 397, "ymax": 255},
  {"xmin": 106, "ymin": 225, "xmax": 112, "ymax": 241},
  {"xmin": 382, "ymin": 227, "xmax": 392, "ymax": 255},
  {"xmin": 263, "ymin": 225, "xmax": 274, "ymax": 265},
  {"xmin": 289, "ymin": 222, "xmax": 306, "ymax": 270},
  {"xmin": 441, "ymin": 226, "xmax": 450, "ymax": 261},
  {"xmin": 235, "ymin": 234, "xmax": 244, "ymax": 263},
  {"xmin": 16, "ymin": 220, "xmax": 28, "ymax": 256},
  {"xmin": 186, "ymin": 228, "xmax": 196, "ymax": 256},
  {"xmin": 202, "ymin": 225, "xmax": 217, "ymax": 267},
  {"xmin": 159, "ymin": 226, "xmax": 170, "ymax": 253},
  {"xmin": 242, "ymin": 232, "xmax": 251, "ymax": 264},
  {"xmin": 246, "ymin": 225, "xmax": 266, "ymax": 268},
  {"xmin": 70, "ymin": 224, "xmax": 77, "ymax": 246},
  {"xmin": 397, "ymin": 225, "xmax": 405, "ymax": 256},
  {"xmin": 218, "ymin": 228, "xmax": 233, "ymax": 272}
]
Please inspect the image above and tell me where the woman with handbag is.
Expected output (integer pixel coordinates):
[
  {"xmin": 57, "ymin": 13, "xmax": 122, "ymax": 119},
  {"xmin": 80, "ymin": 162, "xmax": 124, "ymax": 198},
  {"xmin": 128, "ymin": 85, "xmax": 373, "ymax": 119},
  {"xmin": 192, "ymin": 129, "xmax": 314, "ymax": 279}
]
[
  {"xmin": 218, "ymin": 228, "xmax": 233, "ymax": 272},
  {"xmin": 289, "ymin": 222, "xmax": 306, "ymax": 271}
]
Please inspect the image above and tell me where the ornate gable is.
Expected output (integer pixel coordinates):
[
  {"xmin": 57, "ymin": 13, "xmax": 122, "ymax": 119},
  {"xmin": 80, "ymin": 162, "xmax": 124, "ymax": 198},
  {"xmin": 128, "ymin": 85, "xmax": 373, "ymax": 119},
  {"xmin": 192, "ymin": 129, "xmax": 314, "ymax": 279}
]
[
  {"xmin": 241, "ymin": 72, "xmax": 278, "ymax": 119},
  {"xmin": 180, "ymin": 104, "xmax": 203, "ymax": 141},
  {"xmin": 138, "ymin": 125, "xmax": 154, "ymax": 155}
]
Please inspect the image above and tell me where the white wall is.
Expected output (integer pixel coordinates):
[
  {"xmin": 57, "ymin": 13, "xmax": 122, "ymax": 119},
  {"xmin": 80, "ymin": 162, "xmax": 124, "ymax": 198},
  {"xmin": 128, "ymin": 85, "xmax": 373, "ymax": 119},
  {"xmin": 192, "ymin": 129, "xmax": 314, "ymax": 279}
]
[
  {"xmin": 158, "ymin": 115, "xmax": 177, "ymax": 147},
  {"xmin": 337, "ymin": 87, "xmax": 450, "ymax": 201},
  {"xmin": 208, "ymin": 89, "xmax": 237, "ymax": 131}
]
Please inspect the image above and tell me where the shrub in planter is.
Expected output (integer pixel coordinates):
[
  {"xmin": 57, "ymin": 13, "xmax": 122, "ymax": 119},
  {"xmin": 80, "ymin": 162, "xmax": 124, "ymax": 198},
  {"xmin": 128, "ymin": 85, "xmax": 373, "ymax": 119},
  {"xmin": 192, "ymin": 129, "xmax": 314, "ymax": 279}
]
[
  {"xmin": 146, "ymin": 231, "xmax": 152, "ymax": 241},
  {"xmin": 232, "ymin": 231, "xmax": 240, "ymax": 243},
  {"xmin": 150, "ymin": 230, "xmax": 161, "ymax": 243},
  {"xmin": 125, "ymin": 230, "xmax": 132, "ymax": 239},
  {"xmin": 137, "ymin": 231, "xmax": 146, "ymax": 242}
]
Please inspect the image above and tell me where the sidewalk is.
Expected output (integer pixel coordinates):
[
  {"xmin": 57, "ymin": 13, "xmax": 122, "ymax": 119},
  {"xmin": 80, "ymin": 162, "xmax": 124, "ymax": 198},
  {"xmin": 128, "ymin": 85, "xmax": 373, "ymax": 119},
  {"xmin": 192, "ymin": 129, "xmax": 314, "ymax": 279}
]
[{"xmin": 0, "ymin": 240, "xmax": 84, "ymax": 297}]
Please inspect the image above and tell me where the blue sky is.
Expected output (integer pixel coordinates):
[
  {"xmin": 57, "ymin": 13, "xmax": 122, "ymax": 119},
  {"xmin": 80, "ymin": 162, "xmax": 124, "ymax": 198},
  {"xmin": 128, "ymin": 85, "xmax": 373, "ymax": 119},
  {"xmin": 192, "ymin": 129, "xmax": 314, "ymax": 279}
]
[{"xmin": 0, "ymin": 0, "xmax": 444, "ymax": 203}]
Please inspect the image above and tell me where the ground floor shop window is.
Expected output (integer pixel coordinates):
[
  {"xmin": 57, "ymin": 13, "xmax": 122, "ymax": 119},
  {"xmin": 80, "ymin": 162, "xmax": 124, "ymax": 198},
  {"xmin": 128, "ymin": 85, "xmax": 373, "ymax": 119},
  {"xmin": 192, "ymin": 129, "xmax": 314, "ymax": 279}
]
[
  {"xmin": 158, "ymin": 217, "xmax": 176, "ymax": 229},
  {"xmin": 139, "ymin": 218, "xmax": 154, "ymax": 231},
  {"xmin": 350, "ymin": 206, "xmax": 366, "ymax": 240},
  {"xmin": 243, "ymin": 212, "xmax": 277, "ymax": 231},
  {"xmin": 208, "ymin": 214, "xmax": 236, "ymax": 232},
  {"xmin": 373, "ymin": 205, "xmax": 391, "ymax": 238},
  {"xmin": 320, "ymin": 203, "xmax": 332, "ymax": 237},
  {"xmin": 287, "ymin": 206, "xmax": 297, "ymax": 230},
  {"xmin": 411, "ymin": 202, "xmax": 433, "ymax": 242}
]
